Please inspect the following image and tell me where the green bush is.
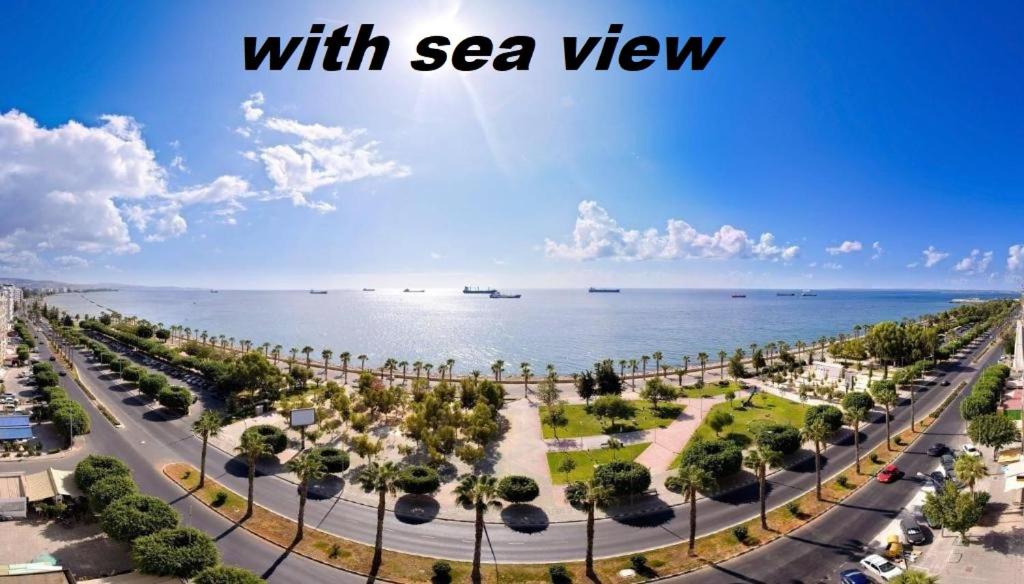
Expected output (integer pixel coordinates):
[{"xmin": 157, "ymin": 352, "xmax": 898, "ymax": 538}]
[
  {"xmin": 629, "ymin": 554, "xmax": 648, "ymax": 571},
  {"xmin": 157, "ymin": 386, "xmax": 193, "ymax": 413},
  {"xmin": 836, "ymin": 475, "xmax": 849, "ymax": 488},
  {"xmin": 132, "ymin": 527, "xmax": 218, "ymax": 577},
  {"xmin": 139, "ymin": 373, "xmax": 168, "ymax": 397},
  {"xmin": 548, "ymin": 564, "xmax": 571, "ymax": 583},
  {"xmin": 122, "ymin": 366, "xmax": 143, "ymax": 383},
  {"xmin": 869, "ymin": 452, "xmax": 880, "ymax": 464},
  {"xmin": 680, "ymin": 439, "xmax": 743, "ymax": 482},
  {"xmin": 213, "ymin": 491, "xmax": 229, "ymax": 507},
  {"xmin": 88, "ymin": 474, "xmax": 138, "ymax": 513},
  {"xmin": 497, "ymin": 475, "xmax": 540, "ymax": 503},
  {"xmin": 431, "ymin": 560, "xmax": 452, "ymax": 583},
  {"xmin": 397, "ymin": 465, "xmax": 441, "ymax": 495},
  {"xmin": 193, "ymin": 565, "xmax": 264, "ymax": 584},
  {"xmin": 755, "ymin": 423, "xmax": 802, "ymax": 455},
  {"xmin": 732, "ymin": 524, "xmax": 749, "ymax": 543},
  {"xmin": 76, "ymin": 455, "xmax": 132, "ymax": 492},
  {"xmin": 241, "ymin": 425, "xmax": 287, "ymax": 455},
  {"xmin": 785, "ymin": 501, "xmax": 800, "ymax": 517},
  {"xmin": 102, "ymin": 494, "xmax": 179, "ymax": 541},
  {"xmin": 51, "ymin": 399, "xmax": 90, "ymax": 439},
  {"xmin": 564, "ymin": 481, "xmax": 587, "ymax": 507},
  {"xmin": 593, "ymin": 460, "xmax": 651, "ymax": 497},
  {"xmin": 312, "ymin": 447, "xmax": 350, "ymax": 474}
]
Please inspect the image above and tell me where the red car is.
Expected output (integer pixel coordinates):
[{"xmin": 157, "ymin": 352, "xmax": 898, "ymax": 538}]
[{"xmin": 877, "ymin": 464, "xmax": 902, "ymax": 483}]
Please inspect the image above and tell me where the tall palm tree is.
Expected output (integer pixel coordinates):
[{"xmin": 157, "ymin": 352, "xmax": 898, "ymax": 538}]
[
  {"xmin": 471, "ymin": 370, "xmax": 481, "ymax": 381},
  {"xmin": 413, "ymin": 360, "xmax": 423, "ymax": 379},
  {"xmin": 436, "ymin": 363, "xmax": 447, "ymax": 385},
  {"xmin": 321, "ymin": 349, "xmax": 333, "ymax": 380},
  {"xmin": 652, "ymin": 351, "xmax": 663, "ymax": 377},
  {"xmin": 717, "ymin": 350, "xmax": 727, "ymax": 380},
  {"xmin": 423, "ymin": 363, "xmax": 433, "ymax": 381},
  {"xmin": 399, "ymin": 360, "xmax": 408, "ymax": 380},
  {"xmin": 301, "ymin": 345, "xmax": 314, "ymax": 367},
  {"xmin": 271, "ymin": 345, "xmax": 282, "ymax": 364},
  {"xmin": 954, "ymin": 455, "xmax": 987, "ymax": 494},
  {"xmin": 235, "ymin": 430, "xmax": 270, "ymax": 518},
  {"xmin": 843, "ymin": 393, "xmax": 874, "ymax": 475},
  {"xmin": 871, "ymin": 382, "xmax": 899, "ymax": 451},
  {"xmin": 801, "ymin": 419, "xmax": 832, "ymax": 501},
  {"xmin": 289, "ymin": 347, "xmax": 298, "ymax": 364},
  {"xmin": 697, "ymin": 352, "xmax": 708, "ymax": 384},
  {"xmin": 200, "ymin": 331, "xmax": 208, "ymax": 345},
  {"xmin": 261, "ymin": 342, "xmax": 270, "ymax": 357},
  {"xmin": 454, "ymin": 474, "xmax": 503, "ymax": 584},
  {"xmin": 192, "ymin": 411, "xmax": 222, "ymax": 489},
  {"xmin": 492, "ymin": 359, "xmax": 505, "ymax": 382},
  {"xmin": 287, "ymin": 449, "xmax": 326, "ymax": 542},
  {"xmin": 446, "ymin": 358, "xmax": 455, "ymax": 382},
  {"xmin": 676, "ymin": 465, "xmax": 715, "ymax": 555},
  {"xmin": 618, "ymin": 359, "xmax": 627, "ymax": 378},
  {"xmin": 641, "ymin": 355, "xmax": 650, "ymax": 379},
  {"xmin": 339, "ymin": 352, "xmax": 351, "ymax": 383},
  {"xmin": 358, "ymin": 354, "xmax": 368, "ymax": 371},
  {"xmin": 357, "ymin": 462, "xmax": 402, "ymax": 579},
  {"xmin": 629, "ymin": 359, "xmax": 638, "ymax": 387},
  {"xmin": 744, "ymin": 445, "xmax": 782, "ymax": 529},
  {"xmin": 546, "ymin": 363, "xmax": 557, "ymax": 381},
  {"xmin": 575, "ymin": 479, "xmax": 611, "ymax": 579},
  {"xmin": 520, "ymin": 362, "xmax": 531, "ymax": 397}
]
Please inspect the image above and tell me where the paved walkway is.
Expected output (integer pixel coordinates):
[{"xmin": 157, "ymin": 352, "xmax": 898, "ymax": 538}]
[{"xmin": 634, "ymin": 395, "xmax": 726, "ymax": 472}]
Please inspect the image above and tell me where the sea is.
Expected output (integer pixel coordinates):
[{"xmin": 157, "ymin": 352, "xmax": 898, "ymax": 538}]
[{"xmin": 45, "ymin": 288, "xmax": 1010, "ymax": 374}]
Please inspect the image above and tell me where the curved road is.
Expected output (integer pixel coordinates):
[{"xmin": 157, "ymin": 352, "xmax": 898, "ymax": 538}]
[{"xmin": 32, "ymin": 320, "xmax": 1004, "ymax": 567}]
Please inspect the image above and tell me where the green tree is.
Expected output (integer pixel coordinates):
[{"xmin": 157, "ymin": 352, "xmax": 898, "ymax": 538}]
[
  {"xmin": 132, "ymin": 527, "xmax": 218, "ymax": 578},
  {"xmin": 287, "ymin": 449, "xmax": 327, "ymax": 541},
  {"xmin": 357, "ymin": 461, "xmax": 402, "ymax": 579},
  {"xmin": 922, "ymin": 483, "xmax": 983, "ymax": 544},
  {"xmin": 801, "ymin": 418, "xmax": 833, "ymax": 501},
  {"xmin": 707, "ymin": 409, "xmax": 734, "ymax": 437},
  {"xmin": 575, "ymin": 370, "xmax": 596, "ymax": 405},
  {"xmin": 102, "ymin": 494, "xmax": 179, "ymax": 542},
  {"xmin": 744, "ymin": 444, "xmax": 782, "ymax": 530},
  {"xmin": 454, "ymin": 474, "xmax": 503, "ymax": 584},
  {"xmin": 88, "ymin": 474, "xmax": 138, "ymax": 513},
  {"xmin": 574, "ymin": 479, "xmax": 611, "ymax": 579},
  {"xmin": 592, "ymin": 395, "xmax": 634, "ymax": 432},
  {"xmin": 557, "ymin": 458, "xmax": 577, "ymax": 482},
  {"xmin": 870, "ymin": 380, "xmax": 899, "ymax": 450},
  {"xmin": 641, "ymin": 377, "xmax": 677, "ymax": 411},
  {"xmin": 235, "ymin": 430, "xmax": 270, "ymax": 519},
  {"xmin": 192, "ymin": 411, "xmax": 223, "ymax": 489},
  {"xmin": 193, "ymin": 566, "xmax": 265, "ymax": 584},
  {"xmin": 841, "ymin": 391, "xmax": 875, "ymax": 475},
  {"xmin": 676, "ymin": 465, "xmax": 715, "ymax": 555},
  {"xmin": 953, "ymin": 455, "xmax": 987, "ymax": 494},
  {"xmin": 75, "ymin": 455, "xmax": 131, "ymax": 492},
  {"xmin": 967, "ymin": 413, "xmax": 1017, "ymax": 460}
]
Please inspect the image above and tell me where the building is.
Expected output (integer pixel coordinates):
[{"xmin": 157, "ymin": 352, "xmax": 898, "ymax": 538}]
[
  {"xmin": 0, "ymin": 414, "xmax": 32, "ymax": 442},
  {"xmin": 0, "ymin": 472, "xmax": 27, "ymax": 518},
  {"xmin": 0, "ymin": 564, "xmax": 77, "ymax": 583},
  {"xmin": 1013, "ymin": 293, "xmax": 1023, "ymax": 375},
  {"xmin": 0, "ymin": 468, "xmax": 82, "ymax": 520},
  {"xmin": 0, "ymin": 285, "xmax": 21, "ymax": 367}
]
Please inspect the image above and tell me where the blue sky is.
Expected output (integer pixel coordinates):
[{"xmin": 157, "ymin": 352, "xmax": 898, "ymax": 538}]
[{"xmin": 1, "ymin": 1, "xmax": 1022, "ymax": 290}]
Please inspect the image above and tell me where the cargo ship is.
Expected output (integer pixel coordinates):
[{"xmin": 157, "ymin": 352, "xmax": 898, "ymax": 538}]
[
  {"xmin": 309, "ymin": 290, "xmax": 328, "ymax": 294},
  {"xmin": 588, "ymin": 287, "xmax": 620, "ymax": 293},
  {"xmin": 403, "ymin": 288, "xmax": 426, "ymax": 293},
  {"xmin": 489, "ymin": 291, "xmax": 521, "ymax": 299},
  {"xmin": 463, "ymin": 286, "xmax": 498, "ymax": 294}
]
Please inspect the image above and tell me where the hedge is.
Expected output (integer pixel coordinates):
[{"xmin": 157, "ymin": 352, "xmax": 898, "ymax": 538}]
[
  {"xmin": 313, "ymin": 447, "xmax": 351, "ymax": 474},
  {"xmin": 241, "ymin": 425, "xmax": 287, "ymax": 455},
  {"xmin": 132, "ymin": 527, "xmax": 219, "ymax": 578},
  {"xmin": 497, "ymin": 475, "xmax": 540, "ymax": 503},
  {"xmin": 88, "ymin": 474, "xmax": 138, "ymax": 513},
  {"xmin": 397, "ymin": 465, "xmax": 440, "ymax": 495},
  {"xmin": 593, "ymin": 460, "xmax": 651, "ymax": 497},
  {"xmin": 193, "ymin": 566, "xmax": 265, "ymax": 584},
  {"xmin": 679, "ymin": 439, "xmax": 743, "ymax": 482},
  {"xmin": 75, "ymin": 455, "xmax": 132, "ymax": 492},
  {"xmin": 102, "ymin": 494, "xmax": 180, "ymax": 542}
]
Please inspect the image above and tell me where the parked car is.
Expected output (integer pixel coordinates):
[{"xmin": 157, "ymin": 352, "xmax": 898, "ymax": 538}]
[
  {"xmin": 839, "ymin": 568, "xmax": 870, "ymax": 584},
  {"xmin": 900, "ymin": 517, "xmax": 927, "ymax": 545},
  {"xmin": 941, "ymin": 380, "xmax": 950, "ymax": 386},
  {"xmin": 961, "ymin": 444, "xmax": 982, "ymax": 457},
  {"xmin": 859, "ymin": 555, "xmax": 903, "ymax": 581},
  {"xmin": 48, "ymin": 356, "xmax": 56, "ymax": 361},
  {"xmin": 940, "ymin": 453, "xmax": 957, "ymax": 476},
  {"xmin": 877, "ymin": 464, "xmax": 902, "ymax": 483},
  {"xmin": 927, "ymin": 442, "xmax": 947, "ymax": 456}
]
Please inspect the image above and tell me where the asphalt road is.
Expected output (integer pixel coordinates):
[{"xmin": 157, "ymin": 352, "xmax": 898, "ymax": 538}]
[
  {"xmin": 670, "ymin": 336, "xmax": 1005, "ymax": 583},
  {"xmin": 5, "ymin": 328, "xmax": 363, "ymax": 583},
  {"xmin": 26, "ymin": 320, "xmax": 1005, "ymax": 569}
]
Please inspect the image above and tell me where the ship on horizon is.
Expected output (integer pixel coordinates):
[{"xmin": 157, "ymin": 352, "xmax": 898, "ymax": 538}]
[
  {"xmin": 489, "ymin": 291, "xmax": 521, "ymax": 299},
  {"xmin": 362, "ymin": 288, "xmax": 375, "ymax": 292},
  {"xmin": 403, "ymin": 288, "xmax": 426, "ymax": 293},
  {"xmin": 463, "ymin": 286, "xmax": 498, "ymax": 294},
  {"xmin": 801, "ymin": 289, "xmax": 818, "ymax": 297},
  {"xmin": 588, "ymin": 287, "xmax": 621, "ymax": 293},
  {"xmin": 731, "ymin": 293, "xmax": 747, "ymax": 298},
  {"xmin": 776, "ymin": 292, "xmax": 796, "ymax": 296},
  {"xmin": 309, "ymin": 289, "xmax": 328, "ymax": 294}
]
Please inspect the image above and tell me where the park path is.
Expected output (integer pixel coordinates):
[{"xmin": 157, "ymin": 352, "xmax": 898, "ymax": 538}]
[{"xmin": 633, "ymin": 395, "xmax": 726, "ymax": 472}]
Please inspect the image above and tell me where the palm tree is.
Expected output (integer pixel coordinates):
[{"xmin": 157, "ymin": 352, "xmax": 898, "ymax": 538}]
[
  {"xmin": 676, "ymin": 465, "xmax": 715, "ymax": 555},
  {"xmin": 454, "ymin": 474, "xmax": 503, "ymax": 583},
  {"xmin": 491, "ymin": 359, "xmax": 505, "ymax": 382},
  {"xmin": 339, "ymin": 352, "xmax": 351, "ymax": 383},
  {"xmin": 436, "ymin": 363, "xmax": 447, "ymax": 385},
  {"xmin": 546, "ymin": 363, "xmax": 557, "ymax": 381},
  {"xmin": 618, "ymin": 359, "xmax": 627, "ymax": 378},
  {"xmin": 744, "ymin": 445, "xmax": 782, "ymax": 529},
  {"xmin": 301, "ymin": 345, "xmax": 314, "ymax": 366},
  {"xmin": 289, "ymin": 347, "xmax": 298, "ymax": 364},
  {"xmin": 652, "ymin": 351, "xmax": 663, "ymax": 377},
  {"xmin": 871, "ymin": 382, "xmax": 899, "ymax": 451},
  {"xmin": 192, "ymin": 411, "xmax": 222, "ymax": 489},
  {"xmin": 801, "ymin": 419, "xmax": 832, "ymax": 501},
  {"xmin": 575, "ymin": 479, "xmax": 611, "ymax": 579},
  {"xmin": 261, "ymin": 342, "xmax": 270, "ymax": 357},
  {"xmin": 399, "ymin": 360, "xmax": 408, "ymax": 380},
  {"xmin": 413, "ymin": 360, "xmax": 423, "ymax": 379},
  {"xmin": 717, "ymin": 350, "xmax": 727, "ymax": 380},
  {"xmin": 697, "ymin": 352, "xmax": 708, "ymax": 384},
  {"xmin": 520, "ymin": 362, "xmax": 531, "ymax": 397},
  {"xmin": 446, "ymin": 358, "xmax": 455, "ymax": 382},
  {"xmin": 471, "ymin": 370, "xmax": 481, "ymax": 381},
  {"xmin": 321, "ymin": 349, "xmax": 333, "ymax": 380},
  {"xmin": 271, "ymin": 345, "xmax": 282, "ymax": 364},
  {"xmin": 629, "ymin": 359, "xmax": 638, "ymax": 387},
  {"xmin": 235, "ymin": 430, "xmax": 271, "ymax": 518},
  {"xmin": 287, "ymin": 449, "xmax": 326, "ymax": 541},
  {"xmin": 641, "ymin": 354, "xmax": 650, "ymax": 379},
  {"xmin": 954, "ymin": 455, "xmax": 987, "ymax": 494},
  {"xmin": 357, "ymin": 462, "xmax": 402, "ymax": 579},
  {"xmin": 358, "ymin": 354, "xmax": 368, "ymax": 371},
  {"xmin": 843, "ymin": 395, "xmax": 873, "ymax": 475}
]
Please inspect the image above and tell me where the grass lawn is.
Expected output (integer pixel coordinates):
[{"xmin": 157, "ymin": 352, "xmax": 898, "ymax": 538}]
[
  {"xmin": 547, "ymin": 442, "xmax": 650, "ymax": 484},
  {"xmin": 539, "ymin": 400, "xmax": 683, "ymax": 438},
  {"xmin": 680, "ymin": 380, "xmax": 744, "ymax": 399},
  {"xmin": 671, "ymin": 393, "xmax": 809, "ymax": 468},
  {"xmin": 1005, "ymin": 409, "xmax": 1021, "ymax": 421}
]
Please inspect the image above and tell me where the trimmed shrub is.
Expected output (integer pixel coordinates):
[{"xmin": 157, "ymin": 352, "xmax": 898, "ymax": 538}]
[
  {"xmin": 157, "ymin": 386, "xmax": 193, "ymax": 413},
  {"xmin": 804, "ymin": 405, "xmax": 844, "ymax": 434},
  {"xmin": 397, "ymin": 465, "xmax": 441, "ymax": 495},
  {"xmin": 312, "ymin": 447, "xmax": 350, "ymax": 473},
  {"xmin": 548, "ymin": 564, "xmax": 571, "ymax": 583},
  {"xmin": 756, "ymin": 423, "xmax": 802, "ymax": 455},
  {"xmin": 102, "ymin": 494, "xmax": 179, "ymax": 541},
  {"xmin": 241, "ymin": 425, "xmax": 287, "ymax": 455},
  {"xmin": 564, "ymin": 481, "xmax": 587, "ymax": 507},
  {"xmin": 680, "ymin": 439, "xmax": 743, "ymax": 482},
  {"xmin": 732, "ymin": 524, "xmax": 749, "ymax": 543},
  {"xmin": 630, "ymin": 554, "xmax": 648, "ymax": 571},
  {"xmin": 122, "ymin": 366, "xmax": 143, "ymax": 383},
  {"xmin": 76, "ymin": 455, "xmax": 132, "ymax": 492},
  {"xmin": 593, "ymin": 460, "xmax": 651, "ymax": 497},
  {"xmin": 132, "ymin": 527, "xmax": 218, "ymax": 577},
  {"xmin": 88, "ymin": 474, "xmax": 138, "ymax": 513},
  {"xmin": 139, "ymin": 373, "xmax": 168, "ymax": 397},
  {"xmin": 498, "ymin": 475, "xmax": 540, "ymax": 503},
  {"xmin": 51, "ymin": 399, "xmax": 90, "ymax": 439},
  {"xmin": 431, "ymin": 560, "xmax": 452, "ymax": 583},
  {"xmin": 193, "ymin": 566, "xmax": 264, "ymax": 584}
]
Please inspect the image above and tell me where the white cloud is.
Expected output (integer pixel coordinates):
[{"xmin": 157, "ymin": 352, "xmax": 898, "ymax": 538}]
[
  {"xmin": 906, "ymin": 262, "xmax": 919, "ymax": 269},
  {"xmin": 241, "ymin": 92, "xmax": 265, "ymax": 122},
  {"xmin": 170, "ymin": 155, "xmax": 187, "ymax": 172},
  {"xmin": 921, "ymin": 246, "xmax": 949, "ymax": 268},
  {"xmin": 871, "ymin": 241, "xmax": 883, "ymax": 260},
  {"xmin": 239, "ymin": 95, "xmax": 409, "ymax": 213},
  {"xmin": 953, "ymin": 249, "xmax": 993, "ymax": 274},
  {"xmin": 1008, "ymin": 244, "xmax": 1024, "ymax": 273},
  {"xmin": 826, "ymin": 240, "xmax": 862, "ymax": 255},
  {"xmin": 822, "ymin": 262, "xmax": 843, "ymax": 270},
  {"xmin": 53, "ymin": 255, "xmax": 89, "ymax": 269},
  {"xmin": 429, "ymin": 252, "xmax": 443, "ymax": 260},
  {"xmin": 543, "ymin": 201, "xmax": 799, "ymax": 263}
]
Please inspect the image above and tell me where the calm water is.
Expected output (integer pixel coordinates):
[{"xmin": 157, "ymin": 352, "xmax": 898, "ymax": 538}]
[{"xmin": 46, "ymin": 289, "xmax": 1008, "ymax": 374}]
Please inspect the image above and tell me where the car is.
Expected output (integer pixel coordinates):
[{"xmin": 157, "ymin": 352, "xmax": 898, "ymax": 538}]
[
  {"xmin": 940, "ymin": 453, "xmax": 956, "ymax": 473},
  {"xmin": 941, "ymin": 380, "xmax": 950, "ymax": 386},
  {"xmin": 928, "ymin": 470, "xmax": 947, "ymax": 490},
  {"xmin": 839, "ymin": 568, "xmax": 870, "ymax": 584},
  {"xmin": 859, "ymin": 554, "xmax": 903, "ymax": 581},
  {"xmin": 58, "ymin": 371, "xmax": 67, "ymax": 377},
  {"xmin": 900, "ymin": 517, "xmax": 927, "ymax": 545},
  {"xmin": 48, "ymin": 356, "xmax": 56, "ymax": 361},
  {"xmin": 877, "ymin": 464, "xmax": 903, "ymax": 483},
  {"xmin": 927, "ymin": 443, "xmax": 947, "ymax": 456},
  {"xmin": 961, "ymin": 444, "xmax": 982, "ymax": 457}
]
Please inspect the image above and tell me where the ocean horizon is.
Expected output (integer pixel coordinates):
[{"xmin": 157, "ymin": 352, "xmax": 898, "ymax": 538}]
[{"xmin": 45, "ymin": 288, "xmax": 1011, "ymax": 373}]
